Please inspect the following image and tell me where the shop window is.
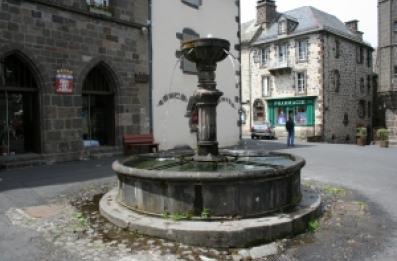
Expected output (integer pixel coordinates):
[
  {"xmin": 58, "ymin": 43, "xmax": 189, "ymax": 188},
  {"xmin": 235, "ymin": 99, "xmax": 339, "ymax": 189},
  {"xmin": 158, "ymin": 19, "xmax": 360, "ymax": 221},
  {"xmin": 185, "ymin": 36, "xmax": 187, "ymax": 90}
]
[
  {"xmin": 181, "ymin": 28, "xmax": 199, "ymax": 74},
  {"xmin": 394, "ymin": 66, "xmax": 397, "ymax": 78},
  {"xmin": 394, "ymin": 21, "xmax": 397, "ymax": 32},
  {"xmin": 276, "ymin": 108, "xmax": 287, "ymax": 125},
  {"xmin": 82, "ymin": 63, "xmax": 115, "ymax": 146},
  {"xmin": 294, "ymin": 106, "xmax": 307, "ymax": 125},
  {"xmin": 181, "ymin": 0, "xmax": 202, "ymax": 8},
  {"xmin": 295, "ymin": 72, "xmax": 306, "ymax": 94},
  {"xmin": 333, "ymin": 70, "xmax": 340, "ymax": 92},
  {"xmin": 335, "ymin": 38, "xmax": 340, "ymax": 58},
  {"xmin": 296, "ymin": 39, "xmax": 308, "ymax": 62},
  {"xmin": 262, "ymin": 76, "xmax": 271, "ymax": 97},
  {"xmin": 0, "ymin": 53, "xmax": 40, "ymax": 155},
  {"xmin": 261, "ymin": 47, "xmax": 270, "ymax": 66}
]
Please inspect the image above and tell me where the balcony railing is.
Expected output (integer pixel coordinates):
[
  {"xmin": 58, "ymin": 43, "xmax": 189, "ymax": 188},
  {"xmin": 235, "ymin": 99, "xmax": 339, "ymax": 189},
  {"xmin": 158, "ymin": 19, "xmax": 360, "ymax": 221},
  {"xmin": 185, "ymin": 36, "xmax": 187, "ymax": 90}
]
[{"xmin": 268, "ymin": 58, "xmax": 292, "ymax": 75}]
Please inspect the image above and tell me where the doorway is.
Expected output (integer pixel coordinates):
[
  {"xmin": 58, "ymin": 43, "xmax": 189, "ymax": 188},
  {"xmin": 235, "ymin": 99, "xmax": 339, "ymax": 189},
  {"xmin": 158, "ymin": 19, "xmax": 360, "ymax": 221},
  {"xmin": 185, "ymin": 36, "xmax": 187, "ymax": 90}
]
[
  {"xmin": 0, "ymin": 54, "xmax": 40, "ymax": 155},
  {"xmin": 82, "ymin": 64, "xmax": 115, "ymax": 146}
]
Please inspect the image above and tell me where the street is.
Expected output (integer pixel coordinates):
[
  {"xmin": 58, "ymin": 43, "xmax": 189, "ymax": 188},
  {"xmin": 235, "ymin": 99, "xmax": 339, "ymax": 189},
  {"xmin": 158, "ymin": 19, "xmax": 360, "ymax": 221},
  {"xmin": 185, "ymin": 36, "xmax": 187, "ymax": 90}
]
[{"xmin": 0, "ymin": 140, "xmax": 397, "ymax": 260}]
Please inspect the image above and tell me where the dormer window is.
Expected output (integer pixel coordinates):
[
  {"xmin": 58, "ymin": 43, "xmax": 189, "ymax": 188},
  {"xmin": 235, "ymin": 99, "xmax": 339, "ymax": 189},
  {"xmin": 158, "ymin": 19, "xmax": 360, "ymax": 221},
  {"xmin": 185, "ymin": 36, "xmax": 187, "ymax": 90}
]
[{"xmin": 278, "ymin": 21, "xmax": 287, "ymax": 34}]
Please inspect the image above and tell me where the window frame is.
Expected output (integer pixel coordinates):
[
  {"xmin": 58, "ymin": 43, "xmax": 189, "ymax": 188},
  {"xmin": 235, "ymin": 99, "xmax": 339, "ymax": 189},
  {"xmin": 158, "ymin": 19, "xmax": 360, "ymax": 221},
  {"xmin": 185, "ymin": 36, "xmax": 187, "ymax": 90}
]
[
  {"xmin": 278, "ymin": 43, "xmax": 288, "ymax": 64},
  {"xmin": 296, "ymin": 39, "xmax": 308, "ymax": 63},
  {"xmin": 278, "ymin": 21, "xmax": 287, "ymax": 35},
  {"xmin": 262, "ymin": 76, "xmax": 271, "ymax": 97},
  {"xmin": 296, "ymin": 71, "xmax": 306, "ymax": 95},
  {"xmin": 260, "ymin": 47, "xmax": 270, "ymax": 66}
]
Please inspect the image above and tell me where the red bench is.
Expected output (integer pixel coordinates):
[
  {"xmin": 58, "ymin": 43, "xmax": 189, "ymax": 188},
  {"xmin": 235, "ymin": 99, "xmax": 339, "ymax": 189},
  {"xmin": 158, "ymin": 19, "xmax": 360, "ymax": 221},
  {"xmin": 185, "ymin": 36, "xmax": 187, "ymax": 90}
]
[{"xmin": 123, "ymin": 134, "xmax": 159, "ymax": 155}]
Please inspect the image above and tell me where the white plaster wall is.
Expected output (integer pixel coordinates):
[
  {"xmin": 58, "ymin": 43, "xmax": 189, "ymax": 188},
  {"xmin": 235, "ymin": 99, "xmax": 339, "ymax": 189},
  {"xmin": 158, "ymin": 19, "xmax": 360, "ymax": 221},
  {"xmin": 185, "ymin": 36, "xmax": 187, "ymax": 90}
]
[{"xmin": 152, "ymin": 0, "xmax": 240, "ymax": 150}]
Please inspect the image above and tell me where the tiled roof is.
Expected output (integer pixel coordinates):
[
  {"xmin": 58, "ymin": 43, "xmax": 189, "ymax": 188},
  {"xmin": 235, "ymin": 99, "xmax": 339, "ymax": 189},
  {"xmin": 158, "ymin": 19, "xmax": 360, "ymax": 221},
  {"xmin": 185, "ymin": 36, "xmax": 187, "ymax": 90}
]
[
  {"xmin": 250, "ymin": 6, "xmax": 371, "ymax": 47},
  {"xmin": 241, "ymin": 19, "xmax": 260, "ymax": 44}
]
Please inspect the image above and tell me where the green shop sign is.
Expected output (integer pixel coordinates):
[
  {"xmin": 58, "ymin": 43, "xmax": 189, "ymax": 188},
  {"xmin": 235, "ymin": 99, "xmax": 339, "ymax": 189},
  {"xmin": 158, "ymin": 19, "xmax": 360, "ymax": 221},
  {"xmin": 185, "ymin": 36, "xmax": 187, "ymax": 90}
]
[{"xmin": 270, "ymin": 98, "xmax": 314, "ymax": 107}]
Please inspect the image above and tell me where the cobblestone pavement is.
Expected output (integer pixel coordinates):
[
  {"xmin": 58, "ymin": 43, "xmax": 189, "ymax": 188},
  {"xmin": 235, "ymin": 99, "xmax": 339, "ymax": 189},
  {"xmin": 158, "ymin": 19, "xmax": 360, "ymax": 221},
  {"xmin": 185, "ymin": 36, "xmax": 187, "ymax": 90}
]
[{"xmin": 1, "ymin": 140, "xmax": 397, "ymax": 260}]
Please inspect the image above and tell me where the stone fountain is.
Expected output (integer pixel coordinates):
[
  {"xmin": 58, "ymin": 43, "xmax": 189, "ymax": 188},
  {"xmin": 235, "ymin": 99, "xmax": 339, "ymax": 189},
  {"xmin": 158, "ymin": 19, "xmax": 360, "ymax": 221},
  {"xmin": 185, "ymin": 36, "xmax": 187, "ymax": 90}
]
[{"xmin": 100, "ymin": 38, "xmax": 321, "ymax": 247}]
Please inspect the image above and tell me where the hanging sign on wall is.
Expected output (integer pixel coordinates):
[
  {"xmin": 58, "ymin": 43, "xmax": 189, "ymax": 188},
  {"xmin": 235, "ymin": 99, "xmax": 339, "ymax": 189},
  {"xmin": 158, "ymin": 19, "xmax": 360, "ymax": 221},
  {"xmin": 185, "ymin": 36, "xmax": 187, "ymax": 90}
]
[{"xmin": 55, "ymin": 69, "xmax": 74, "ymax": 94}]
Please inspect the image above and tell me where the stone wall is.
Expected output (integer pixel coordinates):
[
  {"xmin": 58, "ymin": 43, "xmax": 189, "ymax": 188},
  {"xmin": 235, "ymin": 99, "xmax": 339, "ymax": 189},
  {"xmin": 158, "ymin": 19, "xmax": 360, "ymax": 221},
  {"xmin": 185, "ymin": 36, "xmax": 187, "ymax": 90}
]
[
  {"xmin": 323, "ymin": 33, "xmax": 373, "ymax": 143},
  {"xmin": 0, "ymin": 0, "xmax": 149, "ymax": 157},
  {"xmin": 245, "ymin": 33, "xmax": 324, "ymax": 138}
]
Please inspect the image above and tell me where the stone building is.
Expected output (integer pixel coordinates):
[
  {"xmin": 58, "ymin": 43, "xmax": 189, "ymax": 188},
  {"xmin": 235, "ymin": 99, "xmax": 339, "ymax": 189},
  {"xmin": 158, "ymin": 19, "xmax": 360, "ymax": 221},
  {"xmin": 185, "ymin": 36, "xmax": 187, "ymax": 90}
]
[
  {"xmin": 151, "ymin": 0, "xmax": 241, "ymax": 150},
  {"xmin": 378, "ymin": 0, "xmax": 397, "ymax": 143},
  {"xmin": 0, "ymin": 0, "xmax": 150, "ymax": 163},
  {"xmin": 241, "ymin": 0, "xmax": 374, "ymax": 143}
]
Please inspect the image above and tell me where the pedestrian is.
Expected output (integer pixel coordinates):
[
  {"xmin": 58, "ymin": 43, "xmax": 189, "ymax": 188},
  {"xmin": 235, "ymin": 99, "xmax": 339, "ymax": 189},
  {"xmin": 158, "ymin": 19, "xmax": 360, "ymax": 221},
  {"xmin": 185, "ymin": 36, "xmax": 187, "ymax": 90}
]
[{"xmin": 286, "ymin": 115, "xmax": 295, "ymax": 146}]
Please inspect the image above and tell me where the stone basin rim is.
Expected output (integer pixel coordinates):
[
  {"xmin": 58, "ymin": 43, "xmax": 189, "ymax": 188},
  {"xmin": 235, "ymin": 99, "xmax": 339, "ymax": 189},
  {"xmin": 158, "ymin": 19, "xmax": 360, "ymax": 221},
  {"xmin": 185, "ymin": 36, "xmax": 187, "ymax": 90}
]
[
  {"xmin": 181, "ymin": 37, "xmax": 230, "ymax": 50},
  {"xmin": 113, "ymin": 151, "xmax": 305, "ymax": 181}
]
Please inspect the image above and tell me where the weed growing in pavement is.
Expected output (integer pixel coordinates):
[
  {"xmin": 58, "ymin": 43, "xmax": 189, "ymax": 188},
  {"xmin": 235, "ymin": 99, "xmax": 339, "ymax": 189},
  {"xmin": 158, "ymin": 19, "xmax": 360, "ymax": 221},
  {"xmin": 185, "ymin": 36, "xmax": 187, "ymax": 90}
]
[{"xmin": 307, "ymin": 218, "xmax": 320, "ymax": 232}]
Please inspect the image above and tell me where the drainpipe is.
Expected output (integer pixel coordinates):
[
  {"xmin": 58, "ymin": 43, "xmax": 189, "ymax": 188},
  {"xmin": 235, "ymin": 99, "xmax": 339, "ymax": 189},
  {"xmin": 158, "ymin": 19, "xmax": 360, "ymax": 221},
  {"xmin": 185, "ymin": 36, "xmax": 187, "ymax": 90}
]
[
  {"xmin": 321, "ymin": 33, "xmax": 325, "ymax": 140},
  {"xmin": 238, "ymin": 1, "xmax": 242, "ymax": 140},
  {"xmin": 148, "ymin": 0, "xmax": 153, "ymax": 133}
]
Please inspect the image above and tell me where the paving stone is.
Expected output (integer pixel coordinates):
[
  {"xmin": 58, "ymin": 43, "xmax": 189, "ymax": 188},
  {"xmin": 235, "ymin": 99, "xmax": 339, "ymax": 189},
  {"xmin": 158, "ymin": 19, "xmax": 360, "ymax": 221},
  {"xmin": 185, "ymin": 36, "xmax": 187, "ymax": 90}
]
[{"xmin": 249, "ymin": 242, "xmax": 279, "ymax": 259}]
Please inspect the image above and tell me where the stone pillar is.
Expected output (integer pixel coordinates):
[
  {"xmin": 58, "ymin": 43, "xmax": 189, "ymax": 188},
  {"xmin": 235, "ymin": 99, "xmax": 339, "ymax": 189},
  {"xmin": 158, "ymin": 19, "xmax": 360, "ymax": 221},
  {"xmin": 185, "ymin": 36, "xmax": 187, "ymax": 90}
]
[{"xmin": 194, "ymin": 64, "xmax": 223, "ymax": 159}]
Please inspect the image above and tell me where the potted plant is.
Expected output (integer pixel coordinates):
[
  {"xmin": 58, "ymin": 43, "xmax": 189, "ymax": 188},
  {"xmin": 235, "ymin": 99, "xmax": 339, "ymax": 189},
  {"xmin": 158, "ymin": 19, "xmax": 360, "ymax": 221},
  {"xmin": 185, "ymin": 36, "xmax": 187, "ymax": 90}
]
[
  {"xmin": 356, "ymin": 127, "xmax": 367, "ymax": 146},
  {"xmin": 376, "ymin": 128, "xmax": 389, "ymax": 148}
]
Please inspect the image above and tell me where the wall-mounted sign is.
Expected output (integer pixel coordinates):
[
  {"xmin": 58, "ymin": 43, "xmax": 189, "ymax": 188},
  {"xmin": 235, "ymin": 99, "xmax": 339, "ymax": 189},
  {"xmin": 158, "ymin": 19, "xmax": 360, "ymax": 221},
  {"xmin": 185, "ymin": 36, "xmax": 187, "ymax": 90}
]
[
  {"xmin": 157, "ymin": 92, "xmax": 188, "ymax": 106},
  {"xmin": 55, "ymin": 69, "xmax": 73, "ymax": 94}
]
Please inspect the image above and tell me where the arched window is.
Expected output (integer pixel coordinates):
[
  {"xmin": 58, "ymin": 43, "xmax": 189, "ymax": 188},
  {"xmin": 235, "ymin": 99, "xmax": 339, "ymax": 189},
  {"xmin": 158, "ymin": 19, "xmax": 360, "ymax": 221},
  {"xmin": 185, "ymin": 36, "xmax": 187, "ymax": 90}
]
[
  {"xmin": 0, "ymin": 53, "xmax": 40, "ymax": 155},
  {"xmin": 82, "ymin": 63, "xmax": 115, "ymax": 146}
]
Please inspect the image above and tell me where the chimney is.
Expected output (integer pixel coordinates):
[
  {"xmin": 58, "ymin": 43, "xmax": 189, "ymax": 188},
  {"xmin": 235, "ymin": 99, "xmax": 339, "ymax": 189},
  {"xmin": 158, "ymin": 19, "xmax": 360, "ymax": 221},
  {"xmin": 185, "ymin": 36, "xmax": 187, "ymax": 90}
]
[
  {"xmin": 345, "ymin": 20, "xmax": 358, "ymax": 33},
  {"xmin": 256, "ymin": 0, "xmax": 277, "ymax": 26},
  {"xmin": 345, "ymin": 20, "xmax": 363, "ymax": 40}
]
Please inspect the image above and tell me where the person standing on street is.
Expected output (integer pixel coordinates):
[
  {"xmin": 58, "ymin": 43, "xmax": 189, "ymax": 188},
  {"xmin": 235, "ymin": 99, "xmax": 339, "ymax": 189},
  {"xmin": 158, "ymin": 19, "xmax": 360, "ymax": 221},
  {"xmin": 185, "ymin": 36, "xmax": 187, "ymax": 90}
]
[{"xmin": 286, "ymin": 114, "xmax": 295, "ymax": 146}]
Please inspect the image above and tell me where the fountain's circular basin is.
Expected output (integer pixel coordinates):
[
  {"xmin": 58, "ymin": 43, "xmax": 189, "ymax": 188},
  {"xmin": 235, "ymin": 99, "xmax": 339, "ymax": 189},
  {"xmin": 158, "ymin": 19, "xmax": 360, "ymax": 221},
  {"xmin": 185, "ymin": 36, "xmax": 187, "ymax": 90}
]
[{"xmin": 113, "ymin": 150, "xmax": 304, "ymax": 219}]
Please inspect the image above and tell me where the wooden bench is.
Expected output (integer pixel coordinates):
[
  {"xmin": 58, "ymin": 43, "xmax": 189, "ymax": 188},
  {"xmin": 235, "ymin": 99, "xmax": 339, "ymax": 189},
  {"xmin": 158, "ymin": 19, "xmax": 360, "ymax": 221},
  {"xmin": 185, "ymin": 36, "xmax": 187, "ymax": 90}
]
[{"xmin": 123, "ymin": 134, "xmax": 159, "ymax": 155}]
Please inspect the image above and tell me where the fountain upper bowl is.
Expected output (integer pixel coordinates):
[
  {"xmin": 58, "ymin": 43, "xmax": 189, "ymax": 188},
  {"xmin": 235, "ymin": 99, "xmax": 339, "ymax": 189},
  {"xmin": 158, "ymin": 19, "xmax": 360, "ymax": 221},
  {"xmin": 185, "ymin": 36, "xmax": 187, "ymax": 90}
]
[{"xmin": 182, "ymin": 38, "xmax": 230, "ymax": 64}]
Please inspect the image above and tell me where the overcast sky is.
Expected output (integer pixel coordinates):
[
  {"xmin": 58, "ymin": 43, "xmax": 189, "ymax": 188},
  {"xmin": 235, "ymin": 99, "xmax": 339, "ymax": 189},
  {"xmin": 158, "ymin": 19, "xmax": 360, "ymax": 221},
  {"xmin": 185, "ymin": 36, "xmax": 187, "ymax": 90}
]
[{"xmin": 241, "ymin": 0, "xmax": 378, "ymax": 47}]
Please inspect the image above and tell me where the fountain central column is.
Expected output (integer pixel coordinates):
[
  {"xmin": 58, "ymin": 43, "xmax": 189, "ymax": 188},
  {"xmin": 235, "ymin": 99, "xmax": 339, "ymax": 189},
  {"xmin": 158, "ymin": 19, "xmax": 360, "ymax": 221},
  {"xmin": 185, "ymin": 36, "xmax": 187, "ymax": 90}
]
[
  {"xmin": 194, "ymin": 63, "xmax": 223, "ymax": 160},
  {"xmin": 182, "ymin": 38, "xmax": 230, "ymax": 161}
]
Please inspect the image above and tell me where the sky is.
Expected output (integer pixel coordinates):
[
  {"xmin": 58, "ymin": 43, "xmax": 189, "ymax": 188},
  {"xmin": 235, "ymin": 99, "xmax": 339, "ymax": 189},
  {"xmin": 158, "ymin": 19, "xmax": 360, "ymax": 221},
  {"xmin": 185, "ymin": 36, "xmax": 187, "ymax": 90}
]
[{"xmin": 241, "ymin": 0, "xmax": 378, "ymax": 47}]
